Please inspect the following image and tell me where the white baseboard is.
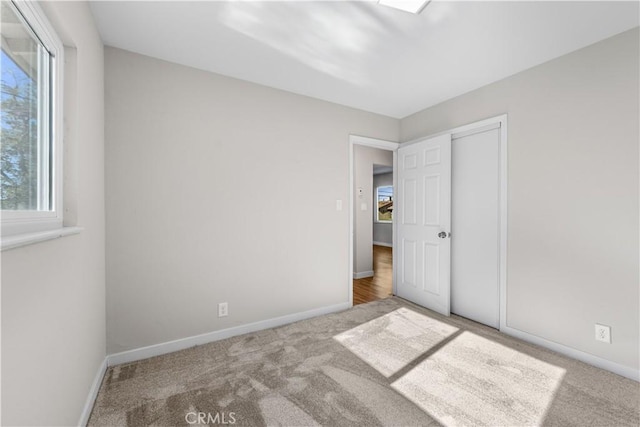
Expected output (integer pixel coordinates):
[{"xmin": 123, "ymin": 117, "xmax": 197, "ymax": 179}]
[
  {"xmin": 501, "ymin": 325, "xmax": 639, "ymax": 382},
  {"xmin": 353, "ymin": 270, "xmax": 374, "ymax": 279},
  {"xmin": 373, "ymin": 241, "xmax": 393, "ymax": 248},
  {"xmin": 78, "ymin": 357, "xmax": 107, "ymax": 426},
  {"xmin": 106, "ymin": 302, "xmax": 351, "ymax": 367}
]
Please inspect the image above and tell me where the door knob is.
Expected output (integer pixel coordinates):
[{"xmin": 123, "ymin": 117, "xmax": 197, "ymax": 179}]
[{"xmin": 438, "ymin": 231, "xmax": 450, "ymax": 239}]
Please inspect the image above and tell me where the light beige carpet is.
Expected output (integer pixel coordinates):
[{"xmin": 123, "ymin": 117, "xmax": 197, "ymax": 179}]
[{"xmin": 89, "ymin": 297, "xmax": 639, "ymax": 426}]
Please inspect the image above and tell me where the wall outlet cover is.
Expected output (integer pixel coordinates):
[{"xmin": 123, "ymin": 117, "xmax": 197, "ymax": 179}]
[
  {"xmin": 218, "ymin": 302, "xmax": 228, "ymax": 318},
  {"xmin": 595, "ymin": 323, "xmax": 611, "ymax": 343}
]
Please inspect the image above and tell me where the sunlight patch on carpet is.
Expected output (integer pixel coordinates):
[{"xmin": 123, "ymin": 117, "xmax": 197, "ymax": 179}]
[
  {"xmin": 391, "ymin": 331, "xmax": 566, "ymax": 426},
  {"xmin": 333, "ymin": 307, "xmax": 459, "ymax": 377}
]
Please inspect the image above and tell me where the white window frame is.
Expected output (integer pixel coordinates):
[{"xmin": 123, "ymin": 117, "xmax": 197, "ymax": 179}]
[
  {"xmin": 1, "ymin": 0, "xmax": 67, "ymax": 248},
  {"xmin": 375, "ymin": 185, "xmax": 393, "ymax": 223}
]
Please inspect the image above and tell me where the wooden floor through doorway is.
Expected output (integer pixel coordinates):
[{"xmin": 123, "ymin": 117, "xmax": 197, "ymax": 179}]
[{"xmin": 353, "ymin": 245, "xmax": 393, "ymax": 305}]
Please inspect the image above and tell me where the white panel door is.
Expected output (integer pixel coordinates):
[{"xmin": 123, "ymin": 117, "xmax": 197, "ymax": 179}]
[{"xmin": 397, "ymin": 134, "xmax": 452, "ymax": 315}]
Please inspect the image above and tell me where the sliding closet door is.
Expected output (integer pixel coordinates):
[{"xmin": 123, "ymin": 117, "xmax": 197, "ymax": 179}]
[{"xmin": 451, "ymin": 125, "xmax": 500, "ymax": 328}]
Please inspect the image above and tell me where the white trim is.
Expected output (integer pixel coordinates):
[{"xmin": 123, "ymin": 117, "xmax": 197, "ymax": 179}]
[
  {"xmin": 452, "ymin": 122, "xmax": 501, "ymax": 140},
  {"xmin": 12, "ymin": 0, "xmax": 63, "ymax": 55},
  {"xmin": 107, "ymin": 302, "xmax": 351, "ymax": 367},
  {"xmin": 1, "ymin": 226, "xmax": 82, "ymax": 251},
  {"xmin": 349, "ymin": 135, "xmax": 399, "ymax": 307},
  {"xmin": 350, "ymin": 135, "xmax": 399, "ymax": 151},
  {"xmin": 353, "ymin": 270, "xmax": 374, "ymax": 279},
  {"xmin": 78, "ymin": 358, "xmax": 107, "ymax": 427},
  {"xmin": 392, "ymin": 150, "xmax": 398, "ymax": 296},
  {"xmin": 498, "ymin": 117, "xmax": 508, "ymax": 334},
  {"xmin": 501, "ymin": 325, "xmax": 639, "ymax": 381},
  {"xmin": 373, "ymin": 241, "xmax": 393, "ymax": 248},
  {"xmin": 403, "ymin": 115, "xmax": 508, "ymax": 146}
]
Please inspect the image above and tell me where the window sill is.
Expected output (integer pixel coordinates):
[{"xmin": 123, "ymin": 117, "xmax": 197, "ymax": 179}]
[{"xmin": 1, "ymin": 226, "xmax": 83, "ymax": 251}]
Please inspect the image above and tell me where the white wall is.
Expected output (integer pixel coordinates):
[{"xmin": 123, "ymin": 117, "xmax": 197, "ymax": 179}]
[
  {"xmin": 1, "ymin": 2, "xmax": 105, "ymax": 425},
  {"xmin": 105, "ymin": 47, "xmax": 399, "ymax": 353},
  {"xmin": 373, "ymin": 172, "xmax": 393, "ymax": 246},
  {"xmin": 401, "ymin": 28, "xmax": 639, "ymax": 371},
  {"xmin": 353, "ymin": 147, "xmax": 393, "ymax": 276}
]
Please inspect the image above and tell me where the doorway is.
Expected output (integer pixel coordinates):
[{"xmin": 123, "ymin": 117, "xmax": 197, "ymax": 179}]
[
  {"xmin": 353, "ymin": 163, "xmax": 395, "ymax": 304},
  {"xmin": 349, "ymin": 135, "xmax": 399, "ymax": 306}
]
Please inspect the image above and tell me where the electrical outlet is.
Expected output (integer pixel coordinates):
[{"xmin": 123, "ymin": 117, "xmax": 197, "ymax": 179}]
[
  {"xmin": 595, "ymin": 324, "xmax": 611, "ymax": 343},
  {"xmin": 218, "ymin": 302, "xmax": 228, "ymax": 318}
]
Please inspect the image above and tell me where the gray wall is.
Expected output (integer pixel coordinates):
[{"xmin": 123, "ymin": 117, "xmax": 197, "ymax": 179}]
[
  {"xmin": 373, "ymin": 172, "xmax": 393, "ymax": 246},
  {"xmin": 354, "ymin": 148, "xmax": 393, "ymax": 276},
  {"xmin": 105, "ymin": 47, "xmax": 399, "ymax": 353},
  {"xmin": 1, "ymin": 2, "xmax": 105, "ymax": 425},
  {"xmin": 401, "ymin": 28, "xmax": 639, "ymax": 371}
]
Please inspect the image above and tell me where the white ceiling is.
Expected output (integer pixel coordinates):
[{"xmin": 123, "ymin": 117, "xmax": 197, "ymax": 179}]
[{"xmin": 89, "ymin": 1, "xmax": 639, "ymax": 119}]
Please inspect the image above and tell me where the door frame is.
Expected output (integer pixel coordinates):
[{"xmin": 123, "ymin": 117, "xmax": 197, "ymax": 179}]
[
  {"xmin": 348, "ymin": 135, "xmax": 399, "ymax": 307},
  {"xmin": 400, "ymin": 114, "xmax": 508, "ymax": 330}
]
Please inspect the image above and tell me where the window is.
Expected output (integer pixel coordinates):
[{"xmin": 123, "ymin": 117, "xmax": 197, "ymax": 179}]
[
  {"xmin": 376, "ymin": 185, "xmax": 393, "ymax": 222},
  {"xmin": 1, "ymin": 0, "xmax": 64, "ymax": 240}
]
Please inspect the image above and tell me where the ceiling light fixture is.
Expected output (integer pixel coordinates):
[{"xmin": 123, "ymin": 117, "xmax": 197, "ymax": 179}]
[{"xmin": 378, "ymin": 0, "xmax": 431, "ymax": 14}]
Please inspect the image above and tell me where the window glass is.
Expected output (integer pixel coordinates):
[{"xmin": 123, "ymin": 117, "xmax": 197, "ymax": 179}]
[
  {"xmin": 377, "ymin": 185, "xmax": 393, "ymax": 222},
  {"xmin": 1, "ymin": 0, "xmax": 51, "ymax": 211}
]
